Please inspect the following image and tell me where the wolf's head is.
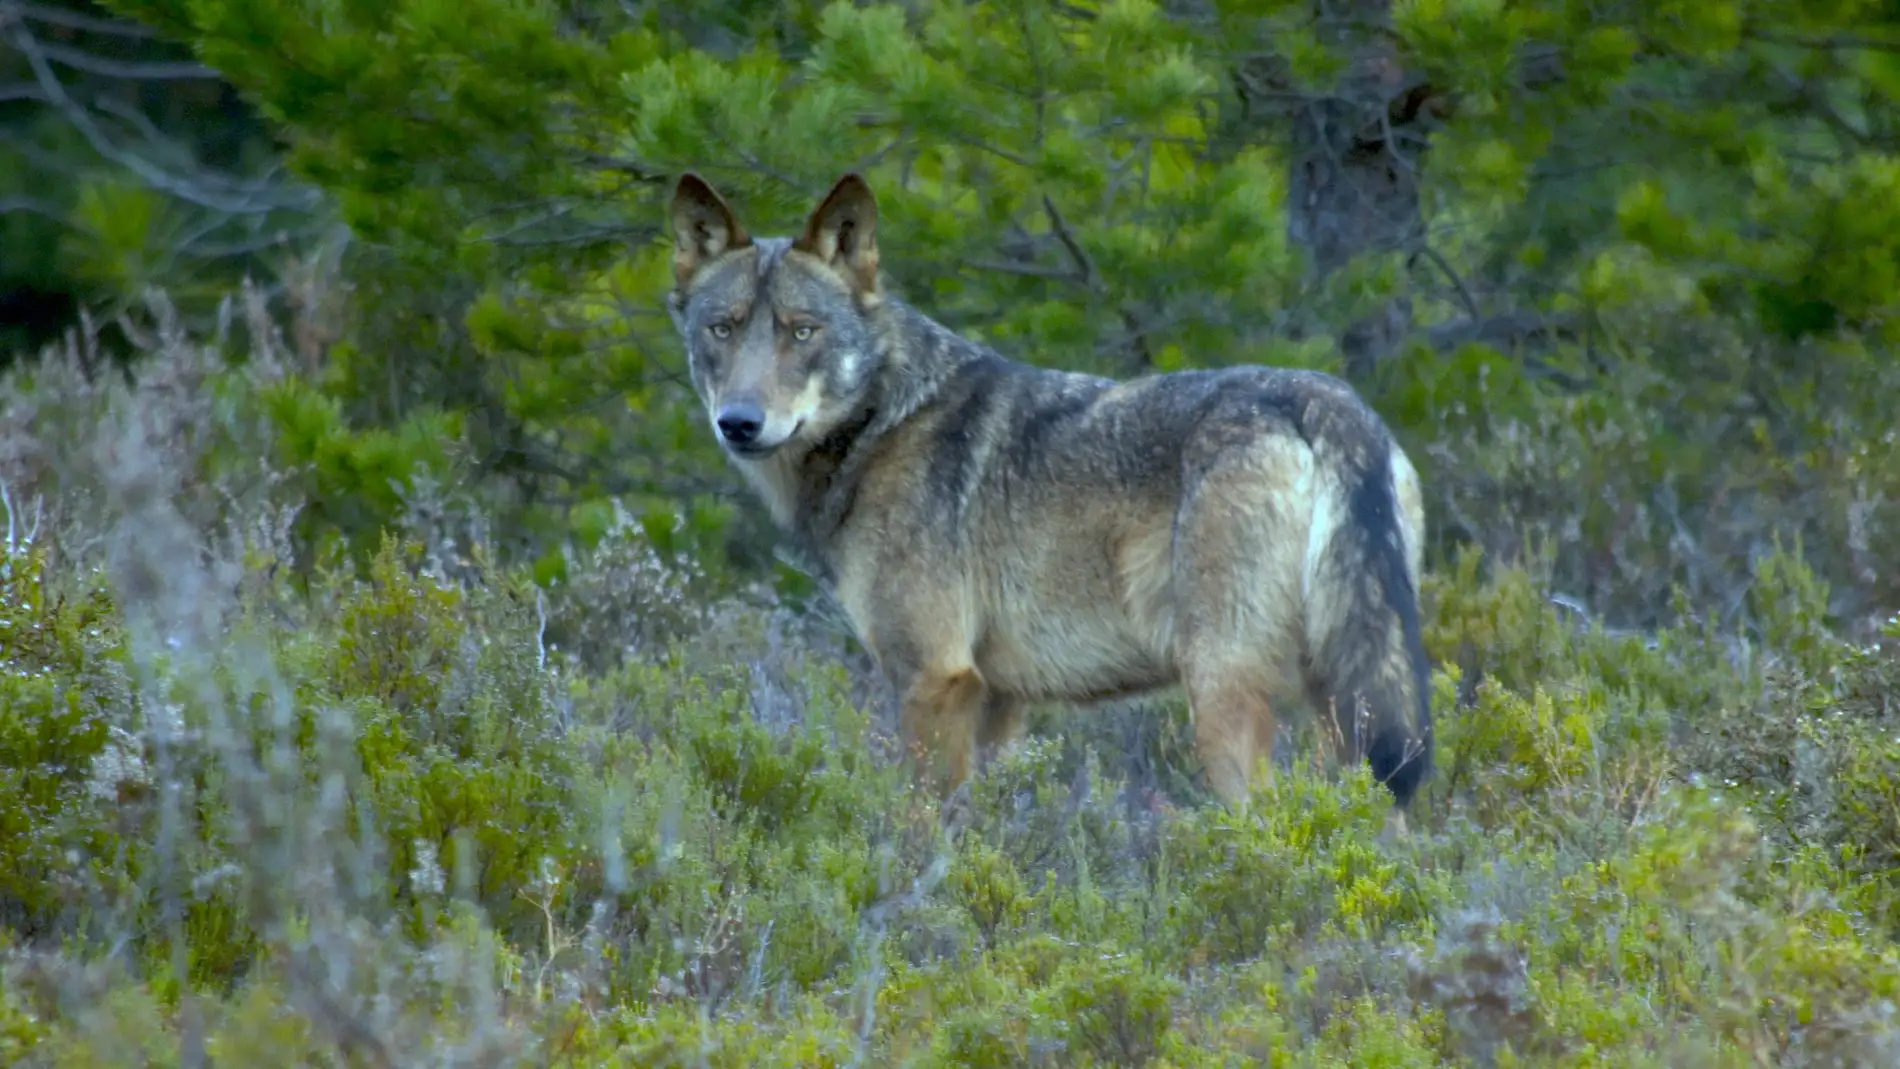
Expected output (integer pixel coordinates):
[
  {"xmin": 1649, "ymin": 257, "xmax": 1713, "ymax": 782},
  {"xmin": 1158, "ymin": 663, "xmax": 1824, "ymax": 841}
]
[{"xmin": 665, "ymin": 172, "xmax": 885, "ymax": 460}]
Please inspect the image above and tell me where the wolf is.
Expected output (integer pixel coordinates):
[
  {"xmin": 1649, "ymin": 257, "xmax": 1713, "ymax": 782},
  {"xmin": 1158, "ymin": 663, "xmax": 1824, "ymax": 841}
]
[{"xmin": 663, "ymin": 170, "xmax": 1434, "ymax": 814}]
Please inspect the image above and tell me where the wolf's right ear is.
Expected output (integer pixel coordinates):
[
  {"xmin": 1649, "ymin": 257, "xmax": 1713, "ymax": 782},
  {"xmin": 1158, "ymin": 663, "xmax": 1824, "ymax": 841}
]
[{"xmin": 670, "ymin": 173, "xmax": 752, "ymax": 289}]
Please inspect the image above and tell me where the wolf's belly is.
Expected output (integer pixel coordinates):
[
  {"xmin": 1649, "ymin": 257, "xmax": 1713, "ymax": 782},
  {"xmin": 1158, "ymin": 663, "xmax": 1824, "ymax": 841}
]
[
  {"xmin": 970, "ymin": 522, "xmax": 1181, "ymax": 704},
  {"xmin": 974, "ymin": 610, "xmax": 1176, "ymax": 703}
]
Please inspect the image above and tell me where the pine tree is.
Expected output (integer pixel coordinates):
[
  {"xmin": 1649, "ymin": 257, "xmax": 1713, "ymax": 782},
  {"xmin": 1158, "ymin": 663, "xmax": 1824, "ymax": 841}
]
[
  {"xmin": 0, "ymin": 0, "xmax": 294, "ymax": 358},
  {"xmin": 96, "ymin": 0, "xmax": 1900, "ymax": 623}
]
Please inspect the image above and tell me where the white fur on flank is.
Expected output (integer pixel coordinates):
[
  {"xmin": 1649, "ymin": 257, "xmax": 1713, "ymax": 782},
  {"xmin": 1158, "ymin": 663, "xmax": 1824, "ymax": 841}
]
[{"xmin": 1300, "ymin": 449, "xmax": 1334, "ymax": 605}]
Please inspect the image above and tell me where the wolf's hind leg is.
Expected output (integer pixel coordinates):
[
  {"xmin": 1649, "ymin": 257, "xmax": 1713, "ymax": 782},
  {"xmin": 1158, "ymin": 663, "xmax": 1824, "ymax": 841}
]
[
  {"xmin": 1172, "ymin": 429, "xmax": 1314, "ymax": 806},
  {"xmin": 1180, "ymin": 662, "xmax": 1277, "ymax": 805}
]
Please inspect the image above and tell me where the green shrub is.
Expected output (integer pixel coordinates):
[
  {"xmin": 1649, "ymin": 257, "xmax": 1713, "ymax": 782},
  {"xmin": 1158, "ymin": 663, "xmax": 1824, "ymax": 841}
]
[
  {"xmin": 1038, "ymin": 949, "xmax": 1182, "ymax": 1067},
  {"xmin": 1160, "ymin": 764, "xmax": 1442, "ymax": 966},
  {"xmin": 0, "ymin": 540, "xmax": 134, "ymax": 936}
]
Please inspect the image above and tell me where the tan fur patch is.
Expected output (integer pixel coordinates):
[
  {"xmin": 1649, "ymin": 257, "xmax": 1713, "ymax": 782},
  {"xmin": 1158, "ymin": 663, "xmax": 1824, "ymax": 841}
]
[
  {"xmin": 900, "ymin": 665, "xmax": 987, "ymax": 792},
  {"xmin": 733, "ymin": 451, "xmax": 803, "ymax": 530},
  {"xmin": 1115, "ymin": 515, "xmax": 1178, "ymax": 662},
  {"xmin": 1180, "ymin": 664, "xmax": 1278, "ymax": 805}
]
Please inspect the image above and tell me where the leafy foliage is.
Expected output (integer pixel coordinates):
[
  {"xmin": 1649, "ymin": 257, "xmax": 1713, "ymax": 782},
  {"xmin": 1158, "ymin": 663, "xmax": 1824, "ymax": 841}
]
[{"xmin": 48, "ymin": 0, "xmax": 1888, "ymax": 630}]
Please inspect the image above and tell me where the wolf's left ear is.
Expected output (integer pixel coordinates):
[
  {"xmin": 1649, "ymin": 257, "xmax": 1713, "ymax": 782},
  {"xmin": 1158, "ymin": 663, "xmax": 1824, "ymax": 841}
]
[
  {"xmin": 671, "ymin": 172, "xmax": 752, "ymax": 290},
  {"xmin": 795, "ymin": 173, "xmax": 880, "ymax": 300}
]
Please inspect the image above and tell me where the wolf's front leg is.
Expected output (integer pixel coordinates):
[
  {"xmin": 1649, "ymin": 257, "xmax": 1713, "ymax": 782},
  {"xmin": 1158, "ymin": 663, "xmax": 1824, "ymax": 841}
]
[
  {"xmin": 895, "ymin": 664, "xmax": 989, "ymax": 797},
  {"xmin": 831, "ymin": 552, "xmax": 984, "ymax": 798},
  {"xmin": 976, "ymin": 693, "xmax": 1027, "ymax": 769}
]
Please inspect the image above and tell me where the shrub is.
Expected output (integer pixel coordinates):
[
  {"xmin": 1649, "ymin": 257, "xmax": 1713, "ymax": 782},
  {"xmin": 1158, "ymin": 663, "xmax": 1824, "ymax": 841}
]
[
  {"xmin": 1160, "ymin": 764, "xmax": 1443, "ymax": 966},
  {"xmin": 0, "ymin": 537, "xmax": 134, "ymax": 937},
  {"xmin": 4, "ymin": 274, "xmax": 1899, "ymax": 1069}
]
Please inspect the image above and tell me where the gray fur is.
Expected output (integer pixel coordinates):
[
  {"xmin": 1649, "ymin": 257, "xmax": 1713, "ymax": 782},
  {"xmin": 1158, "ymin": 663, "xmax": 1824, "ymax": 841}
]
[{"xmin": 666, "ymin": 171, "xmax": 1434, "ymax": 812}]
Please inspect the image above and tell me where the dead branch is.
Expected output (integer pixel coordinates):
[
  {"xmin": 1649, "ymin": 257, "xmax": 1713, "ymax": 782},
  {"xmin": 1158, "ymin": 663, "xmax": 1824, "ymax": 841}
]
[
  {"xmin": 13, "ymin": 0, "xmax": 159, "ymax": 37},
  {"xmin": 0, "ymin": 194, "xmax": 66, "ymax": 219},
  {"xmin": 2, "ymin": 12, "xmax": 317, "ymax": 218},
  {"xmin": 34, "ymin": 41, "xmax": 218, "ymax": 81},
  {"xmin": 1042, "ymin": 193, "xmax": 1102, "ymax": 292},
  {"xmin": 1417, "ymin": 242, "xmax": 1482, "ymax": 323}
]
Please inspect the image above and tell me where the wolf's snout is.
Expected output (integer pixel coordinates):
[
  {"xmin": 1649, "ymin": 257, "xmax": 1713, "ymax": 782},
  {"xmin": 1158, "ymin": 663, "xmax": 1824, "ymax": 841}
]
[{"xmin": 716, "ymin": 402, "xmax": 766, "ymax": 446}]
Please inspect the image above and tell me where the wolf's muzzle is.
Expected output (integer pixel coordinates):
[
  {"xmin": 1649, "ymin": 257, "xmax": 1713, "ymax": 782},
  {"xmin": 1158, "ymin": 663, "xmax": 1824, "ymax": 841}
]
[{"xmin": 716, "ymin": 401, "xmax": 766, "ymax": 446}]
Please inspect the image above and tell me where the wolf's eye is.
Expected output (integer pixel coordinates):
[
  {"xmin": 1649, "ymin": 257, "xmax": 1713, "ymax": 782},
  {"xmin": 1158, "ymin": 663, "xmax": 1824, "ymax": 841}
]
[
  {"xmin": 792, "ymin": 325, "xmax": 815, "ymax": 342},
  {"xmin": 709, "ymin": 322, "xmax": 732, "ymax": 340}
]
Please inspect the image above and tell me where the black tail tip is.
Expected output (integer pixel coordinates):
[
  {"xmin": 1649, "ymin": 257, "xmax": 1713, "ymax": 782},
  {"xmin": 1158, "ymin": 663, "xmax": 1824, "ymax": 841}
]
[{"xmin": 1367, "ymin": 731, "xmax": 1432, "ymax": 809}]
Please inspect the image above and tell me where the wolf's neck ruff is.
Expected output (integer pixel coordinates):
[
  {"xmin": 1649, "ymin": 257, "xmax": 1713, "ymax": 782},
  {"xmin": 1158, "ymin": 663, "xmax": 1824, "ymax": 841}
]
[{"xmin": 779, "ymin": 298, "xmax": 991, "ymax": 580}]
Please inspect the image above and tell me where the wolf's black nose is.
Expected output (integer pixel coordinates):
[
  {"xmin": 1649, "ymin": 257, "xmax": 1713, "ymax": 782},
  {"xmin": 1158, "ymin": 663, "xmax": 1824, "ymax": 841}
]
[{"xmin": 716, "ymin": 402, "xmax": 765, "ymax": 445}]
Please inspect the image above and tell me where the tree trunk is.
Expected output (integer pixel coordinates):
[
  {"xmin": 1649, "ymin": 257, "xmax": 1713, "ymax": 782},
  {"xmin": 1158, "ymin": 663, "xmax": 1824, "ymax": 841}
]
[{"xmin": 1234, "ymin": 0, "xmax": 1441, "ymax": 379}]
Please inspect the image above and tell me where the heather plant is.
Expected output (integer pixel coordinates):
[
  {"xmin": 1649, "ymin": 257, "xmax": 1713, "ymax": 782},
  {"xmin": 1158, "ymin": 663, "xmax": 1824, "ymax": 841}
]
[{"xmin": 7, "ymin": 498, "xmax": 1900, "ymax": 1064}]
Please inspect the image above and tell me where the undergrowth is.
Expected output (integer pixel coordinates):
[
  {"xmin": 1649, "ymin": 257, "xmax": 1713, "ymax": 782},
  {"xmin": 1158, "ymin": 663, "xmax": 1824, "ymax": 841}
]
[{"xmin": 2, "ymin": 295, "xmax": 1898, "ymax": 1067}]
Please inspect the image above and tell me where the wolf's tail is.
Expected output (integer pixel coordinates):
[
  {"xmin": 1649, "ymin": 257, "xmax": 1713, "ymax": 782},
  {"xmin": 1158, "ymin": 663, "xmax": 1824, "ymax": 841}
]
[{"xmin": 1302, "ymin": 409, "xmax": 1433, "ymax": 809}]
